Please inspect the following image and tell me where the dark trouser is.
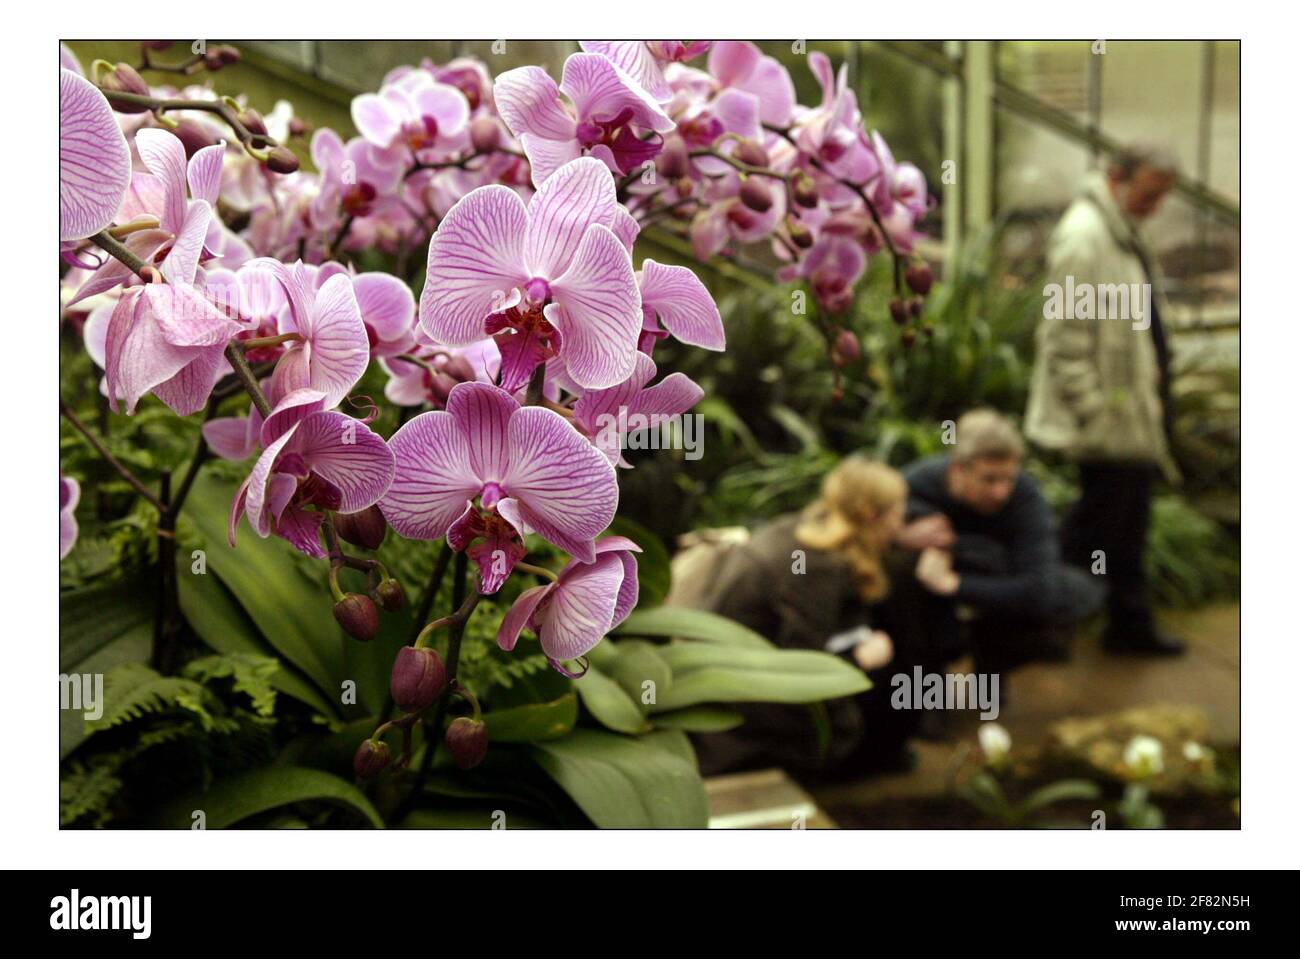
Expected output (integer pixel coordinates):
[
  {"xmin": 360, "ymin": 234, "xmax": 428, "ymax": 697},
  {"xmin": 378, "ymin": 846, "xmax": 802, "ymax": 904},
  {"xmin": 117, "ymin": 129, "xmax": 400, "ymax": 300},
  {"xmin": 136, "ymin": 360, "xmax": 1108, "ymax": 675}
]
[{"xmin": 1060, "ymin": 462, "xmax": 1155, "ymax": 637}]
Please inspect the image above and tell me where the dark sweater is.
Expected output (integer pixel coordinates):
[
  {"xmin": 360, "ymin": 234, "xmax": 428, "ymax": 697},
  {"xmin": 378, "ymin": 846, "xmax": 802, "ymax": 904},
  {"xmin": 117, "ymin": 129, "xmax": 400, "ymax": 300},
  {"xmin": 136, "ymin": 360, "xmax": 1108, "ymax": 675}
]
[{"xmin": 902, "ymin": 454, "xmax": 1060, "ymax": 620}]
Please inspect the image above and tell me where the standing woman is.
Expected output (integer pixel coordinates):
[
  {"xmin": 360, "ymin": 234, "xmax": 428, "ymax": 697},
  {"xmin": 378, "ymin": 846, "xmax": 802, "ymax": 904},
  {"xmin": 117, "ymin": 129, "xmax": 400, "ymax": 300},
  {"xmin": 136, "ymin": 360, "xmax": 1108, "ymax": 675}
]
[{"xmin": 690, "ymin": 456, "xmax": 956, "ymax": 778}]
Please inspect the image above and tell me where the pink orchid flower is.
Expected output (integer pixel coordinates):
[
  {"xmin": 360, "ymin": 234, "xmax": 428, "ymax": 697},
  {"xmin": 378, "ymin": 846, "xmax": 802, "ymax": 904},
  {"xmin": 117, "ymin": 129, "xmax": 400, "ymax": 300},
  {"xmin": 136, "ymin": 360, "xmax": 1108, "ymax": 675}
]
[
  {"xmin": 381, "ymin": 335, "xmax": 499, "ymax": 408},
  {"xmin": 101, "ymin": 205, "xmax": 245, "ymax": 416},
  {"xmin": 707, "ymin": 41, "xmax": 797, "ymax": 128},
  {"xmin": 69, "ymin": 127, "xmax": 226, "ymax": 307},
  {"xmin": 380, "ymin": 382, "xmax": 617, "ymax": 592},
  {"xmin": 246, "ymin": 258, "xmax": 372, "ymax": 409},
  {"xmin": 309, "ymin": 127, "xmax": 404, "ymax": 231},
  {"xmin": 60, "ymin": 473, "xmax": 81, "ymax": 561},
  {"xmin": 573, "ymin": 351, "xmax": 704, "ymax": 466},
  {"xmin": 494, "ymin": 52, "xmax": 675, "ymax": 186},
  {"xmin": 228, "ymin": 389, "xmax": 395, "ymax": 558},
  {"xmin": 60, "ymin": 69, "xmax": 132, "ymax": 245},
  {"xmin": 636, "ymin": 258, "xmax": 725, "ymax": 353},
  {"xmin": 351, "ymin": 70, "xmax": 470, "ymax": 157},
  {"xmin": 579, "ymin": 41, "xmax": 713, "ymax": 103},
  {"xmin": 497, "ymin": 536, "xmax": 640, "ymax": 675},
  {"xmin": 420, "ymin": 156, "xmax": 642, "ymax": 392}
]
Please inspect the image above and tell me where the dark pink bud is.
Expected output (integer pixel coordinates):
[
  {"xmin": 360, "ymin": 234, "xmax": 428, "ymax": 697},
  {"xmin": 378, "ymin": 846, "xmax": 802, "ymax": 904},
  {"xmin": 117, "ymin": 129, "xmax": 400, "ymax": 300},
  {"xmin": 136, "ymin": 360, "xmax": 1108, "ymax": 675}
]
[
  {"xmin": 469, "ymin": 115, "xmax": 502, "ymax": 153},
  {"xmin": 733, "ymin": 139, "xmax": 769, "ymax": 168},
  {"xmin": 907, "ymin": 298, "xmax": 923, "ymax": 319},
  {"xmin": 353, "ymin": 739, "xmax": 390, "ymax": 779},
  {"xmin": 374, "ymin": 578, "xmax": 405, "ymax": 613},
  {"xmin": 391, "ymin": 646, "xmax": 447, "ymax": 714},
  {"xmin": 335, "ymin": 505, "xmax": 387, "ymax": 551},
  {"xmin": 656, "ymin": 138, "xmax": 689, "ymax": 180},
  {"xmin": 739, "ymin": 177, "xmax": 773, "ymax": 213},
  {"xmin": 173, "ymin": 119, "xmax": 219, "ymax": 158},
  {"xmin": 100, "ymin": 64, "xmax": 151, "ymax": 112},
  {"xmin": 238, "ymin": 108, "xmax": 268, "ymax": 137},
  {"xmin": 265, "ymin": 146, "xmax": 300, "ymax": 175},
  {"xmin": 889, "ymin": 298, "xmax": 908, "ymax": 325},
  {"xmin": 143, "ymin": 40, "xmax": 175, "ymax": 51},
  {"xmin": 788, "ymin": 220, "xmax": 813, "ymax": 249},
  {"xmin": 905, "ymin": 262, "xmax": 934, "ymax": 296},
  {"xmin": 334, "ymin": 593, "xmax": 379, "ymax": 642},
  {"xmin": 831, "ymin": 328, "xmax": 861, "ymax": 366},
  {"xmin": 793, "ymin": 173, "xmax": 819, "ymax": 209},
  {"xmin": 288, "ymin": 117, "xmax": 308, "ymax": 138},
  {"xmin": 445, "ymin": 717, "xmax": 489, "ymax": 770}
]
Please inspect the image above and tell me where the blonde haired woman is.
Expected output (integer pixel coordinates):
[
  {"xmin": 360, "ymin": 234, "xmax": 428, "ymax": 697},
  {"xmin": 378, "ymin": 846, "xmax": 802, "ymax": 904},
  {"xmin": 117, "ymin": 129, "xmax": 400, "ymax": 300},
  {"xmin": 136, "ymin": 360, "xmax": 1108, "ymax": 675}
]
[{"xmin": 693, "ymin": 456, "xmax": 957, "ymax": 778}]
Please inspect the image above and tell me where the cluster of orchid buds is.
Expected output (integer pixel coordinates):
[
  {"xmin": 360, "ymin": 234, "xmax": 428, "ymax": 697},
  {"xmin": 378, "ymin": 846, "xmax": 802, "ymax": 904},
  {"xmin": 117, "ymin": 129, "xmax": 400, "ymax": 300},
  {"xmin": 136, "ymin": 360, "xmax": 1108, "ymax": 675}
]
[{"xmin": 60, "ymin": 39, "xmax": 933, "ymax": 784}]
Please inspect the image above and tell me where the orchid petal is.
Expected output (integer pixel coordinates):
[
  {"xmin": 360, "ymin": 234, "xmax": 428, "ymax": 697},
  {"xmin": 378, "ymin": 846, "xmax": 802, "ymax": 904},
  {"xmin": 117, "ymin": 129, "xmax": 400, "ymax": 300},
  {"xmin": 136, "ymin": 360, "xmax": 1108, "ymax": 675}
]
[
  {"xmin": 59, "ymin": 69, "xmax": 131, "ymax": 242},
  {"xmin": 638, "ymin": 258, "xmax": 725, "ymax": 350},
  {"xmin": 549, "ymin": 224, "xmax": 641, "ymax": 389},
  {"xmin": 187, "ymin": 144, "xmax": 225, "ymax": 207},
  {"xmin": 380, "ymin": 411, "xmax": 483, "ymax": 540},
  {"xmin": 497, "ymin": 584, "xmax": 551, "ymax": 651},
  {"xmin": 524, "ymin": 156, "xmax": 618, "ymax": 279},
  {"xmin": 133, "ymin": 127, "xmax": 190, "ymax": 235},
  {"xmin": 493, "ymin": 66, "xmax": 577, "ymax": 141},
  {"xmin": 446, "ymin": 382, "xmax": 518, "ymax": 485},
  {"xmin": 290, "ymin": 411, "xmax": 395, "ymax": 513},
  {"xmin": 560, "ymin": 53, "xmax": 674, "ymax": 134},
  {"xmin": 539, "ymin": 553, "xmax": 625, "ymax": 662},
  {"xmin": 306, "ymin": 272, "xmax": 370, "ymax": 408}
]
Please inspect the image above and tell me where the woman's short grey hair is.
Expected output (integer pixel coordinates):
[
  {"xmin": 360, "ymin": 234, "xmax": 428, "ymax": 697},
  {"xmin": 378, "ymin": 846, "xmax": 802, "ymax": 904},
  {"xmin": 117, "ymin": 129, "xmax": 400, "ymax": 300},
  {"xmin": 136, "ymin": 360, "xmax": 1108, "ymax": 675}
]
[{"xmin": 1109, "ymin": 142, "xmax": 1180, "ymax": 180}]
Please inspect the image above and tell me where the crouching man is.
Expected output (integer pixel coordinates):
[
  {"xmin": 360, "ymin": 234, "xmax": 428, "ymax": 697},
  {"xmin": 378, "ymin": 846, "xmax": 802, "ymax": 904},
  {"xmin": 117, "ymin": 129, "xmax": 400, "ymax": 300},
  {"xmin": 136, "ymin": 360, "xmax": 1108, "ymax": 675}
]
[{"xmin": 897, "ymin": 409, "xmax": 1103, "ymax": 675}]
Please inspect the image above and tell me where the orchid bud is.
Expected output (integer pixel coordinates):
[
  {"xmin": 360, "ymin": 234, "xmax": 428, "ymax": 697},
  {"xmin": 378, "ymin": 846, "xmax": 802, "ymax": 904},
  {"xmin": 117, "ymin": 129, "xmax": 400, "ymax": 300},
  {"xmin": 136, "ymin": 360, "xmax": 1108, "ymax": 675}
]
[
  {"xmin": 100, "ymin": 63, "xmax": 151, "ymax": 112},
  {"xmin": 334, "ymin": 593, "xmax": 379, "ymax": 642},
  {"xmin": 335, "ymin": 505, "xmax": 387, "ymax": 551},
  {"xmin": 390, "ymin": 646, "xmax": 447, "ymax": 714},
  {"xmin": 238, "ymin": 107, "xmax": 268, "ymax": 137},
  {"xmin": 793, "ymin": 173, "xmax": 819, "ymax": 208},
  {"xmin": 739, "ymin": 177, "xmax": 773, "ymax": 213},
  {"xmin": 900, "ymin": 328, "xmax": 917, "ymax": 349},
  {"xmin": 907, "ymin": 298, "xmax": 923, "ymax": 319},
  {"xmin": 905, "ymin": 262, "xmax": 934, "ymax": 296},
  {"xmin": 888, "ymin": 298, "xmax": 908, "ymax": 325},
  {"xmin": 469, "ymin": 115, "xmax": 501, "ymax": 153},
  {"xmin": 204, "ymin": 44, "xmax": 241, "ymax": 70},
  {"xmin": 831, "ymin": 328, "xmax": 861, "ymax": 366},
  {"xmin": 173, "ymin": 119, "xmax": 219, "ymax": 158},
  {"xmin": 657, "ymin": 137, "xmax": 689, "ymax": 180},
  {"xmin": 445, "ymin": 717, "xmax": 489, "ymax": 770},
  {"xmin": 788, "ymin": 220, "xmax": 813, "ymax": 249},
  {"xmin": 374, "ymin": 578, "xmax": 405, "ymax": 612},
  {"xmin": 733, "ymin": 138, "xmax": 769, "ymax": 168},
  {"xmin": 265, "ymin": 146, "xmax": 300, "ymax": 175},
  {"xmin": 353, "ymin": 739, "xmax": 390, "ymax": 779},
  {"xmin": 143, "ymin": 40, "xmax": 175, "ymax": 51},
  {"xmin": 288, "ymin": 117, "xmax": 308, "ymax": 137}
]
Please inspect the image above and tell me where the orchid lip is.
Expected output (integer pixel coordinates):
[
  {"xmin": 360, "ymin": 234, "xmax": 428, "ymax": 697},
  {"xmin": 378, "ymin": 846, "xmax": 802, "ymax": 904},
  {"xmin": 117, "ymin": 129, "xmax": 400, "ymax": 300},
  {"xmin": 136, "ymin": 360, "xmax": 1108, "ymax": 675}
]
[
  {"xmin": 523, "ymin": 278, "xmax": 551, "ymax": 307},
  {"xmin": 480, "ymin": 482, "xmax": 505, "ymax": 509}
]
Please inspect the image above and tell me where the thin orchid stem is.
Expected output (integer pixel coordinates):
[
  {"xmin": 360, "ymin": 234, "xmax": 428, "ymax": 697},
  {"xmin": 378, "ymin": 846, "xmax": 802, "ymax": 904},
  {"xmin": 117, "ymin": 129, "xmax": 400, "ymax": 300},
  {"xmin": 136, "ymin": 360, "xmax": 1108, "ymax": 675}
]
[{"xmin": 60, "ymin": 400, "xmax": 166, "ymax": 513}]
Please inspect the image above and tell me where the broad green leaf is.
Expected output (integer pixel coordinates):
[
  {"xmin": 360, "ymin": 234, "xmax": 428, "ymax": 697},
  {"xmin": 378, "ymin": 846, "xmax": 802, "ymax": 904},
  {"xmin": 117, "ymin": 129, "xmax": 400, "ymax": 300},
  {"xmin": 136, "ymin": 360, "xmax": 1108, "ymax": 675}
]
[
  {"xmin": 184, "ymin": 474, "xmax": 349, "ymax": 706},
  {"xmin": 1021, "ymin": 779, "xmax": 1103, "ymax": 814},
  {"xmin": 483, "ymin": 693, "xmax": 578, "ymax": 742},
  {"xmin": 155, "ymin": 765, "xmax": 383, "ymax": 828},
  {"xmin": 652, "ymin": 706, "xmax": 745, "ymax": 732},
  {"xmin": 605, "ymin": 640, "xmax": 673, "ymax": 711},
  {"xmin": 531, "ymin": 728, "xmax": 708, "ymax": 828},
  {"xmin": 178, "ymin": 571, "xmax": 340, "ymax": 720},
  {"xmin": 650, "ymin": 644, "xmax": 870, "ymax": 711},
  {"xmin": 575, "ymin": 668, "xmax": 651, "ymax": 734},
  {"xmin": 59, "ymin": 576, "xmax": 152, "ymax": 673},
  {"xmin": 614, "ymin": 605, "xmax": 772, "ymax": 649}
]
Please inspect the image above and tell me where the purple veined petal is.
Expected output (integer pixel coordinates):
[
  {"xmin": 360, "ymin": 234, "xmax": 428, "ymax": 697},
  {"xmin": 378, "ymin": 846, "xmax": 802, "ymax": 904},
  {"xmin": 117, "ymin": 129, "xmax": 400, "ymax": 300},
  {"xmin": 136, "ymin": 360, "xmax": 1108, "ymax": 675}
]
[
  {"xmin": 637, "ymin": 258, "xmax": 725, "ymax": 350},
  {"xmin": 60, "ymin": 69, "xmax": 131, "ymax": 242},
  {"xmin": 548, "ymin": 224, "xmax": 641, "ymax": 390},
  {"xmin": 305, "ymin": 272, "xmax": 370, "ymax": 408},
  {"xmin": 445, "ymin": 382, "xmax": 518, "ymax": 484},
  {"xmin": 60, "ymin": 43, "xmax": 82, "ymax": 75},
  {"xmin": 268, "ymin": 346, "xmax": 312, "ymax": 407},
  {"xmin": 245, "ymin": 428, "xmax": 301, "ymax": 538},
  {"xmin": 187, "ymin": 143, "xmax": 225, "ymax": 207},
  {"xmin": 352, "ymin": 272, "xmax": 415, "ymax": 343},
  {"xmin": 708, "ymin": 41, "xmax": 762, "ymax": 87},
  {"xmin": 104, "ymin": 288, "xmax": 201, "ymax": 415},
  {"xmin": 633, "ymin": 370, "xmax": 704, "ymax": 422},
  {"xmin": 144, "ymin": 281, "xmax": 242, "ymax": 348},
  {"xmin": 289, "ymin": 411, "xmax": 395, "ymax": 513},
  {"xmin": 266, "ymin": 472, "xmax": 298, "ymax": 528},
  {"xmin": 59, "ymin": 475, "xmax": 81, "ymax": 560},
  {"xmin": 151, "ymin": 341, "xmax": 224, "ymax": 416},
  {"xmin": 351, "ymin": 92, "xmax": 402, "ymax": 148},
  {"xmin": 579, "ymin": 41, "xmax": 671, "ymax": 102},
  {"xmin": 310, "ymin": 127, "xmax": 346, "ymax": 172},
  {"xmin": 517, "ymin": 133, "xmax": 584, "ymax": 190},
  {"xmin": 420, "ymin": 185, "xmax": 530, "ymax": 346},
  {"xmin": 118, "ymin": 172, "xmax": 168, "ymax": 227},
  {"xmin": 260, "ymin": 388, "xmax": 329, "ymax": 446},
  {"xmin": 82, "ymin": 301, "xmax": 113, "ymax": 370},
  {"xmin": 808, "ymin": 51, "xmax": 836, "ymax": 108},
  {"xmin": 379, "ymin": 411, "xmax": 483, "ymax": 541},
  {"xmin": 499, "ymin": 406, "xmax": 618, "ymax": 562},
  {"xmin": 689, "ymin": 206, "xmax": 730, "ymax": 261},
  {"xmin": 246, "ymin": 258, "xmax": 317, "ymax": 336},
  {"xmin": 710, "ymin": 88, "xmax": 762, "ymax": 142},
  {"xmin": 538, "ymin": 553, "xmax": 626, "ymax": 663},
  {"xmin": 738, "ymin": 55, "xmax": 797, "ymax": 128},
  {"xmin": 411, "ymin": 81, "xmax": 470, "ymax": 137},
  {"xmin": 611, "ymin": 205, "xmax": 640, "ymax": 254},
  {"xmin": 497, "ymin": 583, "xmax": 552, "ymax": 652},
  {"xmin": 560, "ymin": 53, "xmax": 674, "ymax": 135},
  {"xmin": 592, "ymin": 536, "xmax": 643, "ymax": 626},
  {"xmin": 158, "ymin": 200, "xmax": 212, "ymax": 286},
  {"xmin": 523, "ymin": 156, "xmax": 618, "ymax": 279},
  {"xmin": 573, "ymin": 350, "xmax": 655, "ymax": 436},
  {"xmin": 493, "ymin": 66, "xmax": 577, "ymax": 141},
  {"xmin": 202, "ymin": 408, "xmax": 263, "ymax": 460},
  {"xmin": 274, "ymin": 503, "xmax": 327, "ymax": 558},
  {"xmin": 467, "ymin": 527, "xmax": 526, "ymax": 595},
  {"xmin": 133, "ymin": 128, "xmax": 190, "ymax": 236}
]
